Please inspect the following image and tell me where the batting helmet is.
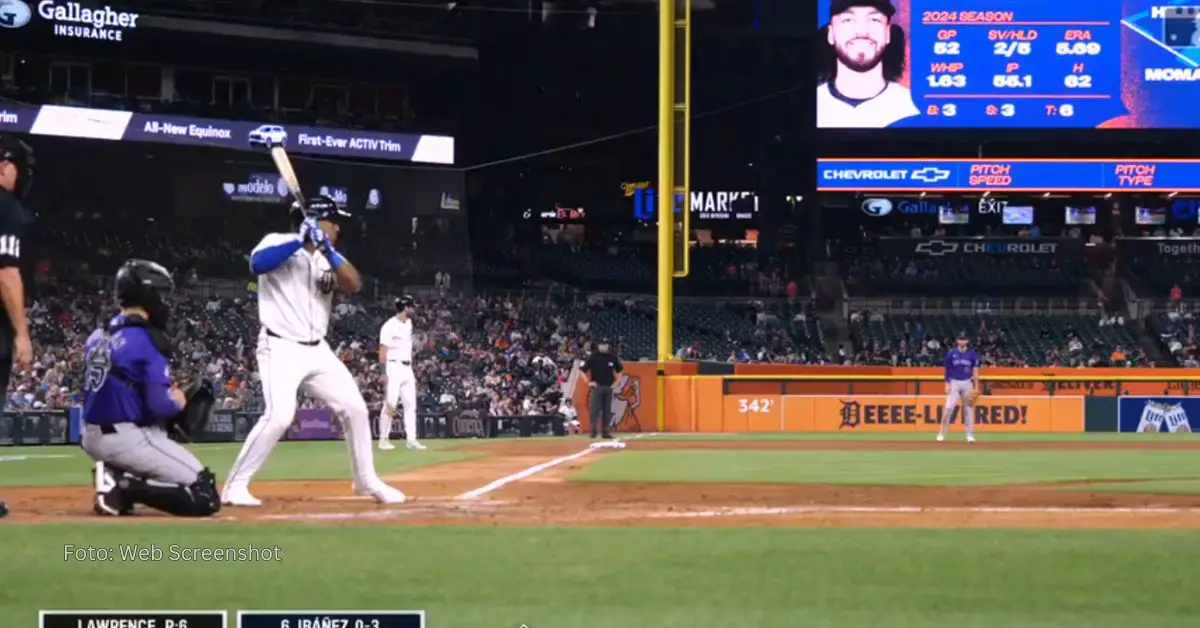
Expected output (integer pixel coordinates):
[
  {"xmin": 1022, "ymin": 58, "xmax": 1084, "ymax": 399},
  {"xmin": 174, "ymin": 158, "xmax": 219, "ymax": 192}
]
[
  {"xmin": 395, "ymin": 294, "xmax": 415, "ymax": 312},
  {"xmin": 290, "ymin": 194, "xmax": 352, "ymax": 228},
  {"xmin": 0, "ymin": 135, "xmax": 35, "ymax": 199},
  {"xmin": 115, "ymin": 259, "xmax": 174, "ymax": 329}
]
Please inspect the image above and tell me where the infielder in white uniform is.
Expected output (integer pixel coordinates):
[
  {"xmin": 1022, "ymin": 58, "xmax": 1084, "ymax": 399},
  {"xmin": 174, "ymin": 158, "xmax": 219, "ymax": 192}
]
[
  {"xmin": 817, "ymin": 0, "xmax": 919, "ymax": 128},
  {"xmin": 222, "ymin": 194, "xmax": 407, "ymax": 506},
  {"xmin": 377, "ymin": 295, "xmax": 425, "ymax": 451}
]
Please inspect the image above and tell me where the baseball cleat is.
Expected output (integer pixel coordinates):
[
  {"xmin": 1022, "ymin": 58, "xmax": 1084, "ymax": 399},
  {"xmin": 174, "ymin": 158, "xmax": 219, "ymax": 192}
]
[
  {"xmin": 93, "ymin": 462, "xmax": 134, "ymax": 516},
  {"xmin": 405, "ymin": 440, "xmax": 427, "ymax": 450},
  {"xmin": 966, "ymin": 435, "xmax": 976, "ymax": 443},
  {"xmin": 378, "ymin": 441, "xmax": 395, "ymax": 451},
  {"xmin": 935, "ymin": 433, "xmax": 945, "ymax": 442},
  {"xmin": 362, "ymin": 482, "xmax": 408, "ymax": 504},
  {"xmin": 221, "ymin": 485, "xmax": 263, "ymax": 507}
]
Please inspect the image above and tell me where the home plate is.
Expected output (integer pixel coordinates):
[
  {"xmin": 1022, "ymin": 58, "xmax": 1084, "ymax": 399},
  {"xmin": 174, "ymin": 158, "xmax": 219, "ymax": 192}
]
[{"xmin": 589, "ymin": 441, "xmax": 626, "ymax": 449}]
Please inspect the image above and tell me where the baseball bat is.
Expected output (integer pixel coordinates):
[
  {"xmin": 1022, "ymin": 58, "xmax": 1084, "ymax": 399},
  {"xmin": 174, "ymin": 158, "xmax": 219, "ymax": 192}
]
[{"xmin": 269, "ymin": 145, "xmax": 306, "ymax": 212}]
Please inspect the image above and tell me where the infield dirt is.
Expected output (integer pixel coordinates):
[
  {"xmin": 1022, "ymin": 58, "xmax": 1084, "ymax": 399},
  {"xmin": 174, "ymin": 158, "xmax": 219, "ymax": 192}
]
[{"xmin": 4, "ymin": 438, "xmax": 1200, "ymax": 529}]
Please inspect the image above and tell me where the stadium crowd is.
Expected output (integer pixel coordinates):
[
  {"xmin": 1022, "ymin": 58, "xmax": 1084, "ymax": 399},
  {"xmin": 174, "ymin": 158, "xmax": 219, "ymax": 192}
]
[{"xmin": 8, "ymin": 202, "xmax": 1196, "ymax": 414}]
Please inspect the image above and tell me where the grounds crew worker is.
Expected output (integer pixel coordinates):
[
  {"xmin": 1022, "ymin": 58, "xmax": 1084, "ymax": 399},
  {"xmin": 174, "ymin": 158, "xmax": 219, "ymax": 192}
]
[
  {"xmin": 581, "ymin": 338, "xmax": 622, "ymax": 439},
  {"xmin": 0, "ymin": 135, "xmax": 36, "ymax": 519}
]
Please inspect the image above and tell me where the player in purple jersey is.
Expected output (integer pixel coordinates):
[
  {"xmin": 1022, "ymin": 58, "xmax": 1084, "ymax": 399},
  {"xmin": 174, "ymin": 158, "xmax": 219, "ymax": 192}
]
[{"xmin": 939, "ymin": 331, "xmax": 980, "ymax": 443}]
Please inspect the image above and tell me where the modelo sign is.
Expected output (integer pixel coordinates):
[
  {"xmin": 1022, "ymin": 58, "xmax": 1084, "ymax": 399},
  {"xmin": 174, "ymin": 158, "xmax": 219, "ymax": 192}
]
[
  {"xmin": 0, "ymin": 1, "xmax": 141, "ymax": 41},
  {"xmin": 623, "ymin": 181, "xmax": 758, "ymax": 221}
]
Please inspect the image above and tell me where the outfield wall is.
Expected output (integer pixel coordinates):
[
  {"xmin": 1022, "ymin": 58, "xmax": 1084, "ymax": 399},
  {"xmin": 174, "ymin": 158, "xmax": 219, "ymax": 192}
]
[
  {"xmin": 570, "ymin": 362, "xmax": 1200, "ymax": 435},
  {"xmin": 3, "ymin": 364, "xmax": 1198, "ymax": 447}
]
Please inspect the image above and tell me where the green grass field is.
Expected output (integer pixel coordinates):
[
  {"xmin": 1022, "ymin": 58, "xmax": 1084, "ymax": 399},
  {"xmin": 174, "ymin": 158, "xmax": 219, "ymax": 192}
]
[
  {"xmin": 1, "ymin": 434, "xmax": 1198, "ymax": 627},
  {"xmin": 571, "ymin": 450, "xmax": 1200, "ymax": 486}
]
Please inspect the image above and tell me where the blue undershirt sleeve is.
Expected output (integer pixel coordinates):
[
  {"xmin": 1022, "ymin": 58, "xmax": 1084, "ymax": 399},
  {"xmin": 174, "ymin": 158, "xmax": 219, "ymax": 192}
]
[{"xmin": 250, "ymin": 240, "xmax": 303, "ymax": 275}]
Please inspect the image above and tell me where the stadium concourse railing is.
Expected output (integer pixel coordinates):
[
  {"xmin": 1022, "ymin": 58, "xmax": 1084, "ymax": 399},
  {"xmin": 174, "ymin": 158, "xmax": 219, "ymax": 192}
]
[
  {"xmin": 844, "ymin": 296, "xmax": 1107, "ymax": 316},
  {"xmin": 572, "ymin": 362, "xmax": 1200, "ymax": 436}
]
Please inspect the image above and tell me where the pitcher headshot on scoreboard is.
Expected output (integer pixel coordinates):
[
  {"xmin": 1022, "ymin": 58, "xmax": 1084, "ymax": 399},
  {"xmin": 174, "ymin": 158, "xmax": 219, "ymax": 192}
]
[{"xmin": 817, "ymin": 0, "xmax": 919, "ymax": 129}]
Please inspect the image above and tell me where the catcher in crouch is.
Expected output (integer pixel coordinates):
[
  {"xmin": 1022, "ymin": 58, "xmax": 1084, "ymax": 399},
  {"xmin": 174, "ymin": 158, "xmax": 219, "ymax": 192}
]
[
  {"xmin": 938, "ymin": 331, "xmax": 980, "ymax": 443},
  {"xmin": 80, "ymin": 259, "xmax": 220, "ymax": 517}
]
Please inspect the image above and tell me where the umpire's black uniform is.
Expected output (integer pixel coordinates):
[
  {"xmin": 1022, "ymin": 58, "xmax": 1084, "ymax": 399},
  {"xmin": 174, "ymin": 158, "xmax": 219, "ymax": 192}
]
[
  {"xmin": 581, "ymin": 341, "xmax": 622, "ymax": 439},
  {"xmin": 0, "ymin": 136, "xmax": 36, "ymax": 519}
]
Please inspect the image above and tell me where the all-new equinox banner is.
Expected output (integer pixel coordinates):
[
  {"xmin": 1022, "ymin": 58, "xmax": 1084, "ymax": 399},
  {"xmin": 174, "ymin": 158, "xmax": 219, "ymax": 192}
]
[{"xmin": 0, "ymin": 103, "xmax": 455, "ymax": 164}]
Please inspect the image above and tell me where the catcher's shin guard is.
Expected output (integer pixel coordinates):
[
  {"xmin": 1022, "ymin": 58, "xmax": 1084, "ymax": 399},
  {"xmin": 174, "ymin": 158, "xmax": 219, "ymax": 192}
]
[{"xmin": 122, "ymin": 468, "xmax": 222, "ymax": 517}]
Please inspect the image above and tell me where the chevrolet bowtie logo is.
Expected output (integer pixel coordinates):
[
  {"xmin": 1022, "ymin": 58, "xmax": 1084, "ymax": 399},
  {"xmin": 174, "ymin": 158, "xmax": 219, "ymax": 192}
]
[
  {"xmin": 914, "ymin": 240, "xmax": 958, "ymax": 256},
  {"xmin": 911, "ymin": 167, "xmax": 952, "ymax": 183}
]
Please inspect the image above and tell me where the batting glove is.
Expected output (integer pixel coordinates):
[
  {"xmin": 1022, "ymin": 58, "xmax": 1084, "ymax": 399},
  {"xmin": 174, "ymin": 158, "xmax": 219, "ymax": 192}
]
[
  {"xmin": 309, "ymin": 224, "xmax": 332, "ymax": 251},
  {"xmin": 298, "ymin": 217, "xmax": 319, "ymax": 244}
]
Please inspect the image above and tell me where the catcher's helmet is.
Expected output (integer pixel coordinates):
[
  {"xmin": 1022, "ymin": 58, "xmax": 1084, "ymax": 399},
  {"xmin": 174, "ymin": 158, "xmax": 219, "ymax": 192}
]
[
  {"xmin": 115, "ymin": 259, "xmax": 174, "ymax": 329},
  {"xmin": 0, "ymin": 135, "xmax": 34, "ymax": 199},
  {"xmin": 395, "ymin": 294, "xmax": 415, "ymax": 311},
  {"xmin": 290, "ymin": 194, "xmax": 352, "ymax": 228}
]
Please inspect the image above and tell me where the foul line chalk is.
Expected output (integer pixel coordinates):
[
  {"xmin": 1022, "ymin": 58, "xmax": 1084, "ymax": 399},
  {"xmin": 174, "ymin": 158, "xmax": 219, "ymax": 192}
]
[
  {"xmin": 643, "ymin": 505, "xmax": 1200, "ymax": 519},
  {"xmin": 457, "ymin": 448, "xmax": 596, "ymax": 500}
]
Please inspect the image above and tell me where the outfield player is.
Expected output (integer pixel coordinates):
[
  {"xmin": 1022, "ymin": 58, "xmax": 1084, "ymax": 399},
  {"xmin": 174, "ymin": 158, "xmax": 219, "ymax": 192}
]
[
  {"xmin": 816, "ymin": 0, "xmax": 919, "ymax": 128},
  {"xmin": 377, "ymin": 295, "xmax": 425, "ymax": 451},
  {"xmin": 222, "ymin": 195, "xmax": 407, "ymax": 506},
  {"xmin": 939, "ymin": 331, "xmax": 979, "ymax": 443}
]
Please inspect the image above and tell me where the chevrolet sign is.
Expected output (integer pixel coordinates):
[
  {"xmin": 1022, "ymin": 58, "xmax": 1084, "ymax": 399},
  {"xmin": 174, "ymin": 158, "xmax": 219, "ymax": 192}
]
[{"xmin": 914, "ymin": 240, "xmax": 1059, "ymax": 256}]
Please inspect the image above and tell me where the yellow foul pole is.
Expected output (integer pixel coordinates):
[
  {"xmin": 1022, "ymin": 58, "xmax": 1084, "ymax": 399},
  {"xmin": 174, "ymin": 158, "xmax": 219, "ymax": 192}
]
[{"xmin": 656, "ymin": 0, "xmax": 689, "ymax": 431}]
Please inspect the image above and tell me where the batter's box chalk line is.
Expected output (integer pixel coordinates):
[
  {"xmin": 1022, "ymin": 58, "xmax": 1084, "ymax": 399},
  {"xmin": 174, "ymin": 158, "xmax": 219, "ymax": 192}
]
[
  {"xmin": 258, "ymin": 501, "xmax": 511, "ymax": 522},
  {"xmin": 315, "ymin": 495, "xmax": 496, "ymax": 504}
]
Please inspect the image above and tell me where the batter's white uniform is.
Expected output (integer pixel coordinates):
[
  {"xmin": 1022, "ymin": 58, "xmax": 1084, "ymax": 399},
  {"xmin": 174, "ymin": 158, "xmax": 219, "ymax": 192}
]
[
  {"xmin": 222, "ymin": 231, "xmax": 405, "ymax": 505},
  {"xmin": 378, "ymin": 315, "xmax": 419, "ymax": 446},
  {"xmin": 816, "ymin": 81, "xmax": 920, "ymax": 128}
]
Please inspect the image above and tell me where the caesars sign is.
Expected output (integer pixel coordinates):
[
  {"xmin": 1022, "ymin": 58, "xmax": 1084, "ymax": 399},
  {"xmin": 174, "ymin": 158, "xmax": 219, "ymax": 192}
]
[
  {"xmin": 721, "ymin": 395, "xmax": 1084, "ymax": 433},
  {"xmin": 0, "ymin": 1, "xmax": 140, "ymax": 41}
]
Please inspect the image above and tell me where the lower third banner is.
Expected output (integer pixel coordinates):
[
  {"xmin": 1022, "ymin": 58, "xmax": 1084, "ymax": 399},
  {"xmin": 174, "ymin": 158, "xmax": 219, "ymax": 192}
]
[{"xmin": 1117, "ymin": 397, "xmax": 1197, "ymax": 433}]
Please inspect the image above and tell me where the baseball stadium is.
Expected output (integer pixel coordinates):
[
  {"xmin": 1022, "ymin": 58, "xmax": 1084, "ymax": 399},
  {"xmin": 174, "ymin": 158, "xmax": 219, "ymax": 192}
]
[{"xmin": 2, "ymin": 0, "xmax": 1200, "ymax": 627}]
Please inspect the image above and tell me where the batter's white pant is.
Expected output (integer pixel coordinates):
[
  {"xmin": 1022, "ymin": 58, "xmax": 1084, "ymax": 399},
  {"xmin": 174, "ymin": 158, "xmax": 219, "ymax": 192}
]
[
  {"xmin": 380, "ymin": 362, "xmax": 417, "ymax": 442},
  {"xmin": 224, "ymin": 330, "xmax": 384, "ymax": 491},
  {"xmin": 943, "ymin": 379, "xmax": 976, "ymax": 435}
]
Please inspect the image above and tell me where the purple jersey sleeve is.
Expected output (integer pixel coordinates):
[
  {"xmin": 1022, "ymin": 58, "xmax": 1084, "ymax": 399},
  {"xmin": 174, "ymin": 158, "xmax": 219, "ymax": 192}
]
[
  {"xmin": 944, "ymin": 350, "xmax": 954, "ymax": 381},
  {"xmin": 129, "ymin": 329, "xmax": 182, "ymax": 420}
]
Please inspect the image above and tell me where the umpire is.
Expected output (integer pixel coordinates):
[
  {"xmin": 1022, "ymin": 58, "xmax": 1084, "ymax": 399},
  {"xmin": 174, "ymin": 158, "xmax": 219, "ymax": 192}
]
[
  {"xmin": 581, "ymin": 338, "xmax": 623, "ymax": 439},
  {"xmin": 0, "ymin": 136, "xmax": 35, "ymax": 518}
]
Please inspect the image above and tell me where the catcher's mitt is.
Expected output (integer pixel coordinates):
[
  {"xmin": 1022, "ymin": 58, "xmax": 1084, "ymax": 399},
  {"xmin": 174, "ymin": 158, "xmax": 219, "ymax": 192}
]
[
  {"xmin": 967, "ymin": 390, "xmax": 982, "ymax": 406},
  {"xmin": 166, "ymin": 378, "xmax": 216, "ymax": 443}
]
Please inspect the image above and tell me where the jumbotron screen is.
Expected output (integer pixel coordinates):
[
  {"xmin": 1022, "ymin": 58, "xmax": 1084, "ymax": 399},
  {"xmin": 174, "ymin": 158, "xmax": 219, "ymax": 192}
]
[{"xmin": 816, "ymin": 0, "xmax": 1200, "ymax": 128}]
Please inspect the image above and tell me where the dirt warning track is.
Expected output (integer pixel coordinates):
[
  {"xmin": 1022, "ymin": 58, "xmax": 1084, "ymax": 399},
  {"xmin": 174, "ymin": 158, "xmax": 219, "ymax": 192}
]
[{"xmin": 3, "ymin": 438, "xmax": 1199, "ymax": 529}]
